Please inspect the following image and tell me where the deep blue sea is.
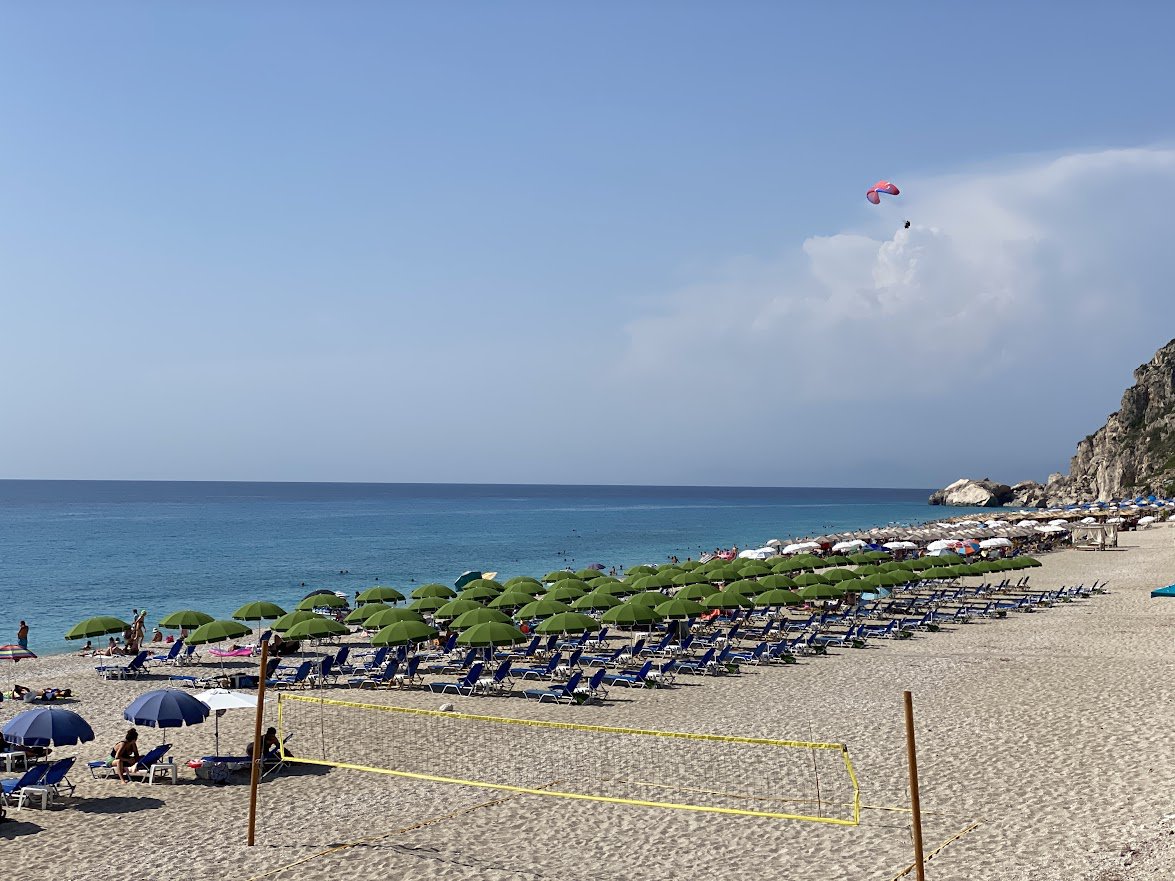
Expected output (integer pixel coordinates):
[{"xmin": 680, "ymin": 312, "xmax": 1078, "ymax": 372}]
[{"xmin": 0, "ymin": 481, "xmax": 959, "ymax": 654}]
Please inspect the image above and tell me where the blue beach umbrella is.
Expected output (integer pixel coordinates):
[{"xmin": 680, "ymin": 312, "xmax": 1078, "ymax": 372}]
[
  {"xmin": 3, "ymin": 707, "xmax": 95, "ymax": 748},
  {"xmin": 124, "ymin": 688, "xmax": 210, "ymax": 743}
]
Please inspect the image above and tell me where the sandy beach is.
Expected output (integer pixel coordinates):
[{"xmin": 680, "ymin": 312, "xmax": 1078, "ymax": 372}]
[{"xmin": 4, "ymin": 529, "xmax": 1175, "ymax": 881}]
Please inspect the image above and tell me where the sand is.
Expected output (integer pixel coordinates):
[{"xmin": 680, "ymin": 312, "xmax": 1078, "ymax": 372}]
[{"xmin": 3, "ymin": 529, "xmax": 1175, "ymax": 881}]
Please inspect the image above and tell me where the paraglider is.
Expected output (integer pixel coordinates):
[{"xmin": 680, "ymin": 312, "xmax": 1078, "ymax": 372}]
[
  {"xmin": 904, "ymin": 220, "xmax": 911, "ymax": 229},
  {"xmin": 866, "ymin": 180, "xmax": 899, "ymax": 204}
]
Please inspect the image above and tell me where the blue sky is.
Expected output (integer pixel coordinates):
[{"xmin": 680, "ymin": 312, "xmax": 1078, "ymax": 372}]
[{"xmin": 3, "ymin": 3, "xmax": 1175, "ymax": 487}]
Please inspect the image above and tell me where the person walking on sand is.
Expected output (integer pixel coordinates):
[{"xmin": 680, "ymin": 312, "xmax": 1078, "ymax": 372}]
[{"xmin": 17, "ymin": 620, "xmax": 29, "ymax": 649}]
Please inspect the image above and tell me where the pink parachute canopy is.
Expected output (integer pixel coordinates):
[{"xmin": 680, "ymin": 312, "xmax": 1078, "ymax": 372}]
[{"xmin": 866, "ymin": 180, "xmax": 900, "ymax": 204}]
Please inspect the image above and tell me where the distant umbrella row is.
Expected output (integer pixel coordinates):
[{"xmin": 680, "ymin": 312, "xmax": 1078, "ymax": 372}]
[{"xmin": 60, "ymin": 555, "xmax": 1040, "ymax": 656}]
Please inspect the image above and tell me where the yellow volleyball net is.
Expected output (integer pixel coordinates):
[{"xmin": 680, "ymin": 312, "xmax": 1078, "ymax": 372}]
[{"xmin": 276, "ymin": 693, "xmax": 861, "ymax": 825}]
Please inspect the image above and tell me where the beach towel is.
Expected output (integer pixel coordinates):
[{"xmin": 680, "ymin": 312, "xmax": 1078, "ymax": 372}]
[{"xmin": 209, "ymin": 648, "xmax": 253, "ymax": 658}]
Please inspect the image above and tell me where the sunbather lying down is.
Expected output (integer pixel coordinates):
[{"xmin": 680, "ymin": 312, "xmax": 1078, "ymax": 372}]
[{"xmin": 2, "ymin": 685, "xmax": 73, "ymax": 702}]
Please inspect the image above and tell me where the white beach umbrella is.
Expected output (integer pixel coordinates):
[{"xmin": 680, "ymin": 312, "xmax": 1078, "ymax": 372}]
[
  {"xmin": 1139, "ymin": 516, "xmax": 1157, "ymax": 524},
  {"xmin": 1035, "ymin": 524, "xmax": 1067, "ymax": 533},
  {"xmin": 783, "ymin": 542, "xmax": 821, "ymax": 554},
  {"xmin": 831, "ymin": 540, "xmax": 867, "ymax": 552},
  {"xmin": 1048, "ymin": 519, "xmax": 1069, "ymax": 526},
  {"xmin": 883, "ymin": 541, "xmax": 918, "ymax": 550},
  {"xmin": 979, "ymin": 537, "xmax": 1012, "ymax": 549},
  {"xmin": 196, "ymin": 689, "xmax": 262, "ymax": 758},
  {"xmin": 1080, "ymin": 516, "xmax": 1097, "ymax": 524},
  {"xmin": 926, "ymin": 539, "xmax": 963, "ymax": 551}
]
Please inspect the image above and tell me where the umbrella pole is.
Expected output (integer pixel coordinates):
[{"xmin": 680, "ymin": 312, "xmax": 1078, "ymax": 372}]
[{"xmin": 247, "ymin": 638, "xmax": 270, "ymax": 847}]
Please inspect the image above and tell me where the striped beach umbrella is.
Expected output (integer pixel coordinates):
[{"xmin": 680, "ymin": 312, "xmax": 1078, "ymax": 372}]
[{"xmin": 0, "ymin": 644, "xmax": 36, "ymax": 662}]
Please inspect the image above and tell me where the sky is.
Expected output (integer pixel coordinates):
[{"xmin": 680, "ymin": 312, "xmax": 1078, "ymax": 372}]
[{"xmin": 3, "ymin": 2, "xmax": 1175, "ymax": 488}]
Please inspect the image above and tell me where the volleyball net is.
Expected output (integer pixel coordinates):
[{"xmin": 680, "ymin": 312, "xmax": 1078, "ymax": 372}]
[{"xmin": 275, "ymin": 693, "xmax": 861, "ymax": 825}]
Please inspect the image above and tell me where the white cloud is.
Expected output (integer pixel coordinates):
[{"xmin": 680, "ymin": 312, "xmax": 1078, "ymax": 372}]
[{"xmin": 618, "ymin": 148, "xmax": 1175, "ymax": 402}]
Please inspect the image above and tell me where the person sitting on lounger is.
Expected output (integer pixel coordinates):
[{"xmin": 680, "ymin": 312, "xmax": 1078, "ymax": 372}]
[
  {"xmin": 245, "ymin": 727, "xmax": 281, "ymax": 762},
  {"xmin": 112, "ymin": 728, "xmax": 140, "ymax": 783}
]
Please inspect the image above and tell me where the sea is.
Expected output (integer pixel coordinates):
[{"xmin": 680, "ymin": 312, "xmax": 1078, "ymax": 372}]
[{"xmin": 0, "ymin": 481, "xmax": 977, "ymax": 655}]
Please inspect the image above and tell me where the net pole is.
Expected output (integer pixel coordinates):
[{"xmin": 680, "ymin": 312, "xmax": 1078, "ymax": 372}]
[
  {"xmin": 903, "ymin": 690, "xmax": 926, "ymax": 881},
  {"xmin": 247, "ymin": 637, "xmax": 270, "ymax": 846}
]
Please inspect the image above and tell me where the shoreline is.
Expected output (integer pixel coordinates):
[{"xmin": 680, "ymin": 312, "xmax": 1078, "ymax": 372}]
[{"xmin": 5, "ymin": 526, "xmax": 1175, "ymax": 879}]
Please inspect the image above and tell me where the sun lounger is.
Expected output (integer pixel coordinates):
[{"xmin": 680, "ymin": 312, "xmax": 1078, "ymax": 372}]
[
  {"xmin": 427, "ymin": 662, "xmax": 485, "ymax": 695},
  {"xmin": 150, "ymin": 640, "xmax": 184, "ymax": 665},
  {"xmin": 601, "ymin": 660, "xmax": 653, "ymax": 688},
  {"xmin": 88, "ymin": 744, "xmax": 172, "ymax": 782},
  {"xmin": 523, "ymin": 671, "xmax": 583, "ymax": 703},
  {"xmin": 95, "ymin": 650, "xmax": 150, "ymax": 680},
  {"xmin": 0, "ymin": 764, "xmax": 50, "ymax": 807}
]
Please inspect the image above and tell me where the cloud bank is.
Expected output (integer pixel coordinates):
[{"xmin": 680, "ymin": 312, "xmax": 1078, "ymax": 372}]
[{"xmin": 611, "ymin": 148, "xmax": 1175, "ymax": 484}]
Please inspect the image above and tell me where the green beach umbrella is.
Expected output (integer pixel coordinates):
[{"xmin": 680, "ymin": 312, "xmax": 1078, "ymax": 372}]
[
  {"xmin": 457, "ymin": 585, "xmax": 500, "ymax": 602},
  {"xmin": 819, "ymin": 556, "xmax": 853, "ymax": 568},
  {"xmin": 754, "ymin": 589, "xmax": 804, "ymax": 607},
  {"xmin": 411, "ymin": 583, "xmax": 457, "ymax": 599},
  {"xmin": 457, "ymin": 622, "xmax": 528, "ymax": 647},
  {"xmin": 232, "ymin": 601, "xmax": 286, "ymax": 622},
  {"xmin": 772, "ymin": 559, "xmax": 806, "ymax": 573},
  {"xmin": 433, "ymin": 598, "xmax": 484, "ymax": 621},
  {"xmin": 158, "ymin": 610, "xmax": 215, "ymax": 630},
  {"xmin": 627, "ymin": 591, "xmax": 667, "ymax": 608},
  {"xmin": 516, "ymin": 598, "xmax": 572, "ymax": 619},
  {"xmin": 654, "ymin": 597, "xmax": 707, "ymax": 618},
  {"xmin": 505, "ymin": 580, "xmax": 544, "ymax": 596},
  {"xmin": 601, "ymin": 603, "xmax": 664, "ymax": 627},
  {"xmin": 834, "ymin": 579, "xmax": 871, "ymax": 594},
  {"xmin": 738, "ymin": 562, "xmax": 772, "ymax": 577},
  {"xmin": 295, "ymin": 593, "xmax": 347, "ymax": 611},
  {"xmin": 922, "ymin": 567, "xmax": 956, "ymax": 580},
  {"xmin": 604, "ymin": 579, "xmax": 646, "ymax": 595},
  {"xmin": 701, "ymin": 592, "xmax": 755, "ymax": 610},
  {"xmin": 797, "ymin": 584, "xmax": 847, "ymax": 600},
  {"xmin": 364, "ymin": 607, "xmax": 425, "ymax": 629},
  {"xmin": 488, "ymin": 591, "xmax": 536, "ymax": 610},
  {"xmin": 546, "ymin": 583, "xmax": 588, "ymax": 602},
  {"xmin": 865, "ymin": 551, "xmax": 891, "ymax": 561},
  {"xmin": 186, "ymin": 619, "xmax": 252, "ymax": 646},
  {"xmin": 822, "ymin": 568, "xmax": 858, "ymax": 583},
  {"xmin": 626, "ymin": 565, "xmax": 657, "ymax": 576},
  {"xmin": 707, "ymin": 566, "xmax": 743, "ymax": 583},
  {"xmin": 535, "ymin": 612, "xmax": 600, "ymax": 634},
  {"xmin": 880, "ymin": 561, "xmax": 912, "ymax": 571},
  {"xmin": 676, "ymin": 583, "xmax": 719, "ymax": 601},
  {"xmin": 586, "ymin": 576, "xmax": 619, "ymax": 587},
  {"xmin": 504, "ymin": 576, "xmax": 542, "ymax": 588},
  {"xmin": 356, "ymin": 585, "xmax": 405, "ymax": 604},
  {"xmin": 726, "ymin": 579, "xmax": 766, "ymax": 597},
  {"xmin": 284, "ymin": 617, "xmax": 349, "ymax": 641},
  {"xmin": 793, "ymin": 572, "xmax": 832, "ymax": 586},
  {"xmin": 672, "ymin": 571, "xmax": 710, "ymax": 586},
  {"xmin": 272, "ymin": 610, "xmax": 324, "ymax": 633},
  {"xmin": 409, "ymin": 596, "xmax": 450, "ymax": 612},
  {"xmin": 575, "ymin": 568, "xmax": 604, "ymax": 580},
  {"xmin": 846, "ymin": 553, "xmax": 874, "ymax": 565},
  {"xmin": 543, "ymin": 570, "xmax": 575, "ymax": 583},
  {"xmin": 344, "ymin": 603, "xmax": 392, "ymax": 625},
  {"xmin": 372, "ymin": 620, "xmax": 438, "ymax": 647},
  {"xmin": 65, "ymin": 616, "xmax": 130, "ymax": 641},
  {"xmin": 758, "ymin": 574, "xmax": 797, "ymax": 589},
  {"xmin": 450, "ymin": 608, "xmax": 513, "ymax": 630},
  {"xmin": 675, "ymin": 560, "xmax": 701, "ymax": 571},
  {"xmin": 570, "ymin": 590, "xmax": 622, "ymax": 611},
  {"xmin": 460, "ymin": 578, "xmax": 504, "ymax": 593}
]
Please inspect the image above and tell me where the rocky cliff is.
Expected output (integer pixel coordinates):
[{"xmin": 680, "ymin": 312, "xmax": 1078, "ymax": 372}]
[
  {"xmin": 930, "ymin": 338, "xmax": 1175, "ymax": 506},
  {"xmin": 1043, "ymin": 337, "xmax": 1175, "ymax": 502}
]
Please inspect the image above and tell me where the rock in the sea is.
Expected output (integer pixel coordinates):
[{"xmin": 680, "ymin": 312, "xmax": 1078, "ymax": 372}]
[{"xmin": 929, "ymin": 478, "xmax": 1014, "ymax": 507}]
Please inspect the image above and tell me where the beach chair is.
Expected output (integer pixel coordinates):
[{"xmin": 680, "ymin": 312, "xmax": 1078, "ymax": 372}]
[
  {"xmin": 267, "ymin": 661, "xmax": 313, "ymax": 689},
  {"xmin": 477, "ymin": 660, "xmax": 514, "ymax": 695},
  {"xmin": 647, "ymin": 659, "xmax": 677, "ymax": 687},
  {"xmin": 677, "ymin": 648, "xmax": 716, "ymax": 675},
  {"xmin": 523, "ymin": 671, "xmax": 583, "ymax": 703},
  {"xmin": 429, "ymin": 648, "xmax": 476, "ymax": 676},
  {"xmin": 428, "ymin": 662, "xmax": 485, "ymax": 695},
  {"xmin": 391, "ymin": 655, "xmax": 423, "ymax": 688},
  {"xmin": 348, "ymin": 659, "xmax": 399, "ymax": 689},
  {"xmin": 726, "ymin": 642, "xmax": 768, "ymax": 665},
  {"xmin": 150, "ymin": 640, "xmax": 184, "ymax": 666},
  {"xmin": 579, "ymin": 667, "xmax": 609, "ymax": 702},
  {"xmin": 602, "ymin": 660, "xmax": 653, "ymax": 688},
  {"xmin": 88, "ymin": 744, "xmax": 172, "ymax": 782},
  {"xmin": 510, "ymin": 635, "xmax": 541, "ymax": 660},
  {"xmin": 95, "ymin": 650, "xmax": 146, "ymax": 680},
  {"xmin": 0, "ymin": 764, "xmax": 50, "ymax": 807},
  {"xmin": 515, "ymin": 653, "xmax": 561, "ymax": 680},
  {"xmin": 35, "ymin": 756, "xmax": 76, "ymax": 801},
  {"xmin": 580, "ymin": 647, "xmax": 623, "ymax": 668}
]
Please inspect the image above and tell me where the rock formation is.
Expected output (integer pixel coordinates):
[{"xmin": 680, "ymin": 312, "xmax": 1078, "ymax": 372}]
[
  {"xmin": 930, "ymin": 338, "xmax": 1175, "ymax": 506},
  {"xmin": 1045, "ymin": 337, "xmax": 1175, "ymax": 502},
  {"xmin": 928, "ymin": 478, "xmax": 1014, "ymax": 507}
]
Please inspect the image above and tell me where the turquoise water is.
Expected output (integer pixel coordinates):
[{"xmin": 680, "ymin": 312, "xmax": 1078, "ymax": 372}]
[{"xmin": 0, "ymin": 481, "xmax": 965, "ymax": 654}]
